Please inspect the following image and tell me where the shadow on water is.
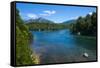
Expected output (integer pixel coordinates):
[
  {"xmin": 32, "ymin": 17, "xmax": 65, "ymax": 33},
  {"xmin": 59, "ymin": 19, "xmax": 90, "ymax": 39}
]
[{"xmin": 73, "ymin": 35, "xmax": 96, "ymax": 50}]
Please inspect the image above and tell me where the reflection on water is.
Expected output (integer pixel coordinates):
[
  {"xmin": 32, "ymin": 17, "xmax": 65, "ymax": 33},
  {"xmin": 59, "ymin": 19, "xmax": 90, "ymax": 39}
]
[{"xmin": 31, "ymin": 29, "xmax": 97, "ymax": 64}]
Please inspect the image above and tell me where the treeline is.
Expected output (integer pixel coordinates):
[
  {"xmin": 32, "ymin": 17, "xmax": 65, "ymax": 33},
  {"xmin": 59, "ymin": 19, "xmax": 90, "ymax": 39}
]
[
  {"xmin": 16, "ymin": 9, "xmax": 39, "ymax": 65},
  {"xmin": 26, "ymin": 22, "xmax": 68, "ymax": 31},
  {"xmin": 70, "ymin": 12, "xmax": 97, "ymax": 36}
]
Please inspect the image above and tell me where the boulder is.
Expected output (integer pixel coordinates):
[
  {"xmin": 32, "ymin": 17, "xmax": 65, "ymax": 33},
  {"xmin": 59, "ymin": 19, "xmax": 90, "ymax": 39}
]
[{"xmin": 83, "ymin": 52, "xmax": 89, "ymax": 58}]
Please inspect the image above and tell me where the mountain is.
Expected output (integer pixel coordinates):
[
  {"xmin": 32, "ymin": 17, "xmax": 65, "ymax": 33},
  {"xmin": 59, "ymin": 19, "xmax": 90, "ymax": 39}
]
[
  {"xmin": 62, "ymin": 19, "xmax": 76, "ymax": 24},
  {"xmin": 25, "ymin": 17, "xmax": 54, "ymax": 23}
]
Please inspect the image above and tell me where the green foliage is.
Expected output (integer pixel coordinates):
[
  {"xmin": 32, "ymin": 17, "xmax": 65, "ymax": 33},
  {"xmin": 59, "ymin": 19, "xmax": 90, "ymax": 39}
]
[
  {"xmin": 16, "ymin": 9, "xmax": 39, "ymax": 65},
  {"xmin": 70, "ymin": 12, "xmax": 97, "ymax": 36},
  {"xmin": 26, "ymin": 22, "xmax": 68, "ymax": 31}
]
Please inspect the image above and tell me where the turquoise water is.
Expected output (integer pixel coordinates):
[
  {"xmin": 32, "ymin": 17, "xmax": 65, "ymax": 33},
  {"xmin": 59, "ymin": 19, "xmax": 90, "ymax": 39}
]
[{"xmin": 31, "ymin": 29, "xmax": 97, "ymax": 64}]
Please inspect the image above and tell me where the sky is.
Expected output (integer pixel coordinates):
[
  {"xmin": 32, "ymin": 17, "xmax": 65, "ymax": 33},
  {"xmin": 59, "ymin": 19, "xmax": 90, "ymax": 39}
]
[{"xmin": 16, "ymin": 3, "xmax": 96, "ymax": 23}]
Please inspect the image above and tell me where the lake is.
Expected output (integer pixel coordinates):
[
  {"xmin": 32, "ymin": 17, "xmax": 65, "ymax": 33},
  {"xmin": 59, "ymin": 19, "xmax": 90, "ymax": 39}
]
[{"xmin": 31, "ymin": 29, "xmax": 97, "ymax": 64}]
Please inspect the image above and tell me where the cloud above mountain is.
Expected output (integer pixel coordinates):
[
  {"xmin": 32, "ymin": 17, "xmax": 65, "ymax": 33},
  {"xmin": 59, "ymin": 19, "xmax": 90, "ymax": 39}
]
[
  {"xmin": 27, "ymin": 13, "xmax": 38, "ymax": 19},
  {"xmin": 27, "ymin": 10, "xmax": 56, "ymax": 19},
  {"xmin": 40, "ymin": 10, "xmax": 56, "ymax": 16},
  {"xmin": 89, "ymin": 12, "xmax": 93, "ymax": 15},
  {"xmin": 44, "ymin": 10, "xmax": 56, "ymax": 15}
]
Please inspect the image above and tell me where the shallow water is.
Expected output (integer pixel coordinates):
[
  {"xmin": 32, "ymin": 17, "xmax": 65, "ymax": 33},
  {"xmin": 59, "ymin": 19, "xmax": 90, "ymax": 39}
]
[{"xmin": 31, "ymin": 29, "xmax": 97, "ymax": 64}]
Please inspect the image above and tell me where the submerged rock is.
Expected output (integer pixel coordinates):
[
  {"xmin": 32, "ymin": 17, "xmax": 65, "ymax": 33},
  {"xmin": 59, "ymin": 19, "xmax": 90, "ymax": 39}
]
[
  {"xmin": 83, "ymin": 53, "xmax": 89, "ymax": 58},
  {"xmin": 77, "ymin": 32, "xmax": 81, "ymax": 35}
]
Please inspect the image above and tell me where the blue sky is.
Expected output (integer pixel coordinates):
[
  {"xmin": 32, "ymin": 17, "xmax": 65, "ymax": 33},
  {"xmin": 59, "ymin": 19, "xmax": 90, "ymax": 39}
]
[{"xmin": 16, "ymin": 3, "xmax": 96, "ymax": 23}]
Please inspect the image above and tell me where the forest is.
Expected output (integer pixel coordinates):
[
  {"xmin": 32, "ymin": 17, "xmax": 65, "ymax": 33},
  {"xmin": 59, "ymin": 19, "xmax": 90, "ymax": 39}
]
[
  {"xmin": 16, "ymin": 9, "xmax": 39, "ymax": 65},
  {"xmin": 70, "ymin": 12, "xmax": 97, "ymax": 36},
  {"xmin": 26, "ymin": 22, "xmax": 68, "ymax": 31}
]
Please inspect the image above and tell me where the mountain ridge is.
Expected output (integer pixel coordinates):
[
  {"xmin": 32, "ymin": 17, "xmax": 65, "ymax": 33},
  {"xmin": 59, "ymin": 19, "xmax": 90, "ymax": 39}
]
[
  {"xmin": 25, "ymin": 17, "xmax": 54, "ymax": 24},
  {"xmin": 62, "ymin": 19, "xmax": 76, "ymax": 24}
]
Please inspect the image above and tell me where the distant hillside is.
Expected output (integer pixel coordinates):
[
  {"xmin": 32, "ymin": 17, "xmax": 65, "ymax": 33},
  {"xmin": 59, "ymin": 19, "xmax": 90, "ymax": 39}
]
[
  {"xmin": 62, "ymin": 19, "xmax": 76, "ymax": 24},
  {"xmin": 26, "ymin": 17, "xmax": 68, "ymax": 31},
  {"xmin": 25, "ymin": 17, "xmax": 54, "ymax": 23}
]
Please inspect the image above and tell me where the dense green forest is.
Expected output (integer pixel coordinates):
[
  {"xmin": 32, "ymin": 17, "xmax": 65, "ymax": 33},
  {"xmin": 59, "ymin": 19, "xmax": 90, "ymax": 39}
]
[
  {"xmin": 70, "ymin": 12, "xmax": 97, "ymax": 36},
  {"xmin": 26, "ymin": 22, "xmax": 67, "ymax": 31},
  {"xmin": 16, "ymin": 9, "xmax": 39, "ymax": 65}
]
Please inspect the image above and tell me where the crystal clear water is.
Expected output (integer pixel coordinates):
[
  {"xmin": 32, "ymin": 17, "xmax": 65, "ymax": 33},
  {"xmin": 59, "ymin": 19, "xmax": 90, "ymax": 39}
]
[{"xmin": 31, "ymin": 29, "xmax": 97, "ymax": 64}]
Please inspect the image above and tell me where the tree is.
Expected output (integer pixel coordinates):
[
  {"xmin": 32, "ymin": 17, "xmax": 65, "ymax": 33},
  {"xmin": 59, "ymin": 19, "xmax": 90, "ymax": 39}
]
[
  {"xmin": 70, "ymin": 12, "xmax": 97, "ymax": 36},
  {"xmin": 16, "ymin": 9, "xmax": 39, "ymax": 65}
]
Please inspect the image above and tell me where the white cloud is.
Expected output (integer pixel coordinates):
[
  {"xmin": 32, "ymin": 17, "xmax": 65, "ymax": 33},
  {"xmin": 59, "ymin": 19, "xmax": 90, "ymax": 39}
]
[
  {"xmin": 89, "ymin": 12, "xmax": 92, "ymax": 15},
  {"xmin": 44, "ymin": 10, "xmax": 56, "ymax": 15},
  {"xmin": 69, "ymin": 16, "xmax": 79, "ymax": 20},
  {"xmin": 39, "ymin": 13, "xmax": 49, "ymax": 16},
  {"xmin": 40, "ymin": 10, "xmax": 56, "ymax": 16},
  {"xmin": 27, "ymin": 13, "xmax": 38, "ymax": 19},
  {"xmin": 27, "ymin": 10, "xmax": 56, "ymax": 19}
]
